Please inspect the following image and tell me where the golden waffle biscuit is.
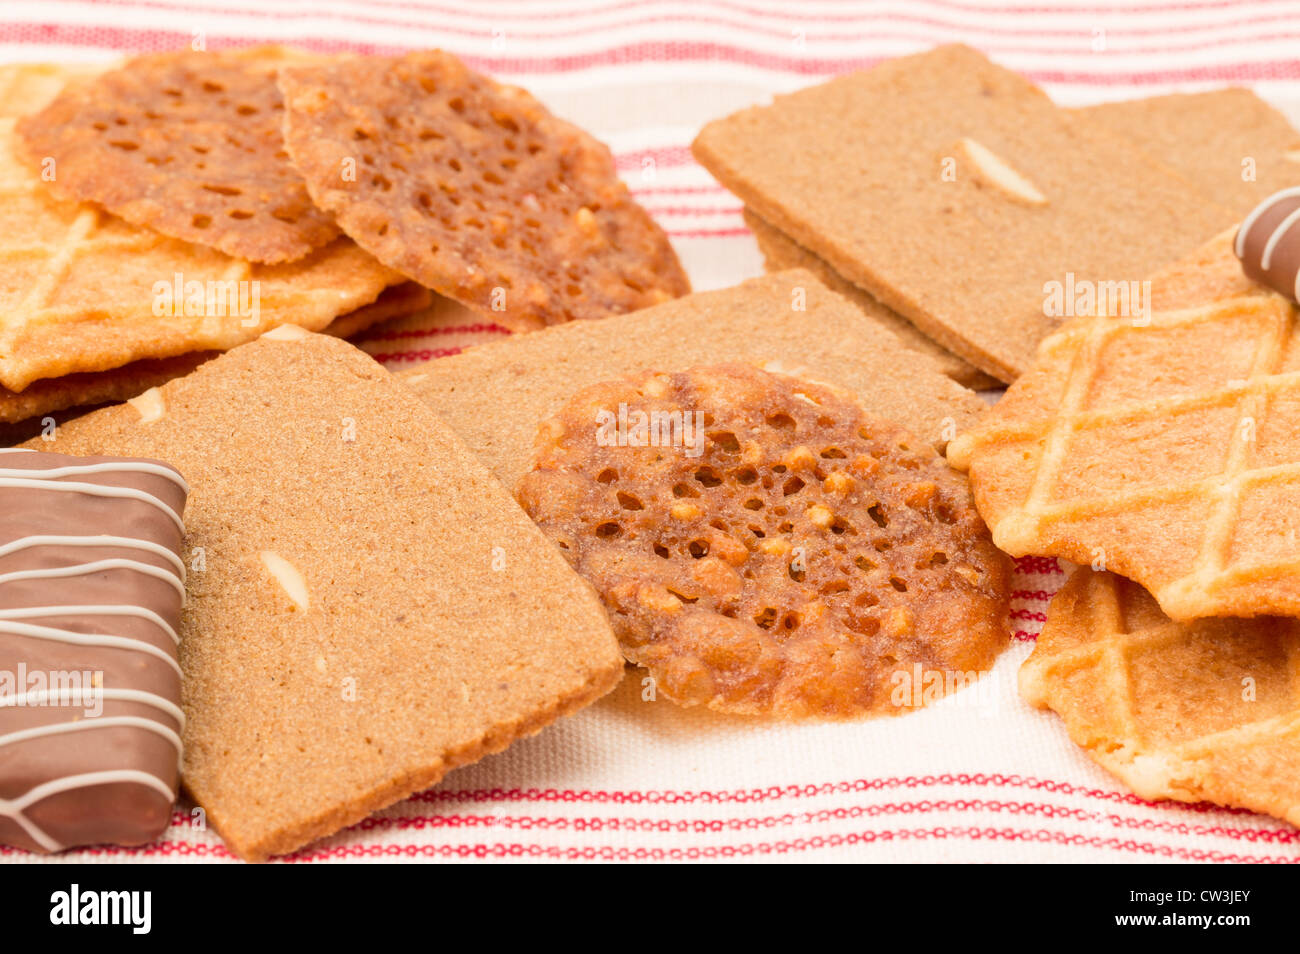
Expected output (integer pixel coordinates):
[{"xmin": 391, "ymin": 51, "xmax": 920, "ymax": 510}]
[
  {"xmin": 743, "ymin": 208, "xmax": 998, "ymax": 390},
  {"xmin": 0, "ymin": 111, "xmax": 399, "ymax": 393},
  {"xmin": 0, "ymin": 61, "xmax": 112, "ymax": 117},
  {"xmin": 0, "ymin": 282, "xmax": 431, "ymax": 428},
  {"xmin": 1023, "ymin": 568, "xmax": 1300, "ymax": 826},
  {"xmin": 518, "ymin": 363, "xmax": 1011, "ymax": 719},
  {"xmin": 279, "ymin": 50, "xmax": 690, "ymax": 330},
  {"xmin": 18, "ymin": 48, "xmax": 338, "ymax": 263},
  {"xmin": 948, "ymin": 231, "xmax": 1300, "ymax": 621}
]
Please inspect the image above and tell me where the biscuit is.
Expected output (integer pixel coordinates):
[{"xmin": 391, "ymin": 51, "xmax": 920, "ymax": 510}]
[
  {"xmin": 278, "ymin": 50, "xmax": 690, "ymax": 329},
  {"xmin": 743, "ymin": 208, "xmax": 998, "ymax": 389},
  {"xmin": 28, "ymin": 332, "xmax": 623, "ymax": 861},
  {"xmin": 692, "ymin": 44, "xmax": 1236, "ymax": 382},
  {"xmin": 0, "ymin": 113, "xmax": 399, "ymax": 392},
  {"xmin": 0, "ymin": 282, "xmax": 431, "ymax": 429},
  {"xmin": 0, "ymin": 448, "xmax": 188, "ymax": 853},
  {"xmin": 519, "ymin": 363, "xmax": 1011, "ymax": 718},
  {"xmin": 948, "ymin": 230, "xmax": 1300, "ymax": 621},
  {"xmin": 1077, "ymin": 90, "xmax": 1300, "ymax": 218},
  {"xmin": 398, "ymin": 270, "xmax": 987, "ymax": 491},
  {"xmin": 1022, "ymin": 568, "xmax": 1300, "ymax": 827},
  {"xmin": 18, "ymin": 48, "xmax": 338, "ymax": 263},
  {"xmin": 0, "ymin": 61, "xmax": 111, "ymax": 117}
]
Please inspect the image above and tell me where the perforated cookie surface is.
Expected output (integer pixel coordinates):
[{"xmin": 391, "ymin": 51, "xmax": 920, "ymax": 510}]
[{"xmin": 518, "ymin": 363, "xmax": 1010, "ymax": 719}]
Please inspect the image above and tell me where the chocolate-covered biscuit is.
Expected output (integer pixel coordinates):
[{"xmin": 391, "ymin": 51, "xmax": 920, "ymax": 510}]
[
  {"xmin": 0, "ymin": 448, "xmax": 187, "ymax": 853},
  {"xmin": 1235, "ymin": 187, "xmax": 1300, "ymax": 304}
]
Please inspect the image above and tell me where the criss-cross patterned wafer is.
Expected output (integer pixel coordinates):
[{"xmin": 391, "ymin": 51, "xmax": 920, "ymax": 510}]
[
  {"xmin": 0, "ymin": 61, "xmax": 111, "ymax": 117},
  {"xmin": 0, "ymin": 111, "xmax": 399, "ymax": 393},
  {"xmin": 0, "ymin": 282, "xmax": 430, "ymax": 428},
  {"xmin": 1023, "ymin": 568, "xmax": 1300, "ymax": 826},
  {"xmin": 948, "ymin": 230, "xmax": 1300, "ymax": 621}
]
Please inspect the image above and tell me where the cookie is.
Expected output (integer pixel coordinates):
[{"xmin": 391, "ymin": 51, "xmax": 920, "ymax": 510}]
[
  {"xmin": 743, "ymin": 208, "xmax": 998, "ymax": 389},
  {"xmin": 0, "ymin": 61, "xmax": 111, "ymax": 118},
  {"xmin": 27, "ymin": 330, "xmax": 623, "ymax": 861},
  {"xmin": 1235, "ymin": 188, "xmax": 1300, "ymax": 305},
  {"xmin": 0, "ymin": 448, "xmax": 188, "ymax": 853},
  {"xmin": 397, "ymin": 270, "xmax": 987, "ymax": 491},
  {"xmin": 18, "ymin": 47, "xmax": 338, "ymax": 263},
  {"xmin": 692, "ymin": 44, "xmax": 1235, "ymax": 382},
  {"xmin": 0, "ymin": 113, "xmax": 399, "ymax": 393},
  {"xmin": 278, "ymin": 50, "xmax": 690, "ymax": 329},
  {"xmin": 0, "ymin": 281, "xmax": 431, "ymax": 429},
  {"xmin": 1077, "ymin": 89, "xmax": 1300, "ymax": 218},
  {"xmin": 517, "ymin": 364, "xmax": 1011, "ymax": 718},
  {"xmin": 948, "ymin": 230, "xmax": 1300, "ymax": 621},
  {"xmin": 1022, "ymin": 568, "xmax": 1300, "ymax": 827}
]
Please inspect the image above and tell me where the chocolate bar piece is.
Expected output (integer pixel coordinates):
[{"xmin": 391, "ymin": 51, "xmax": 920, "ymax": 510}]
[{"xmin": 0, "ymin": 448, "xmax": 187, "ymax": 853}]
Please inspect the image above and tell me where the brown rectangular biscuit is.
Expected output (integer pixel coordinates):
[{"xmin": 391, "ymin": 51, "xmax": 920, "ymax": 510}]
[
  {"xmin": 743, "ymin": 208, "xmax": 998, "ymax": 390},
  {"xmin": 26, "ymin": 331, "xmax": 623, "ymax": 861},
  {"xmin": 1076, "ymin": 89, "xmax": 1300, "ymax": 218},
  {"xmin": 692, "ymin": 44, "xmax": 1237, "ymax": 383},
  {"xmin": 397, "ymin": 269, "xmax": 986, "ymax": 492}
]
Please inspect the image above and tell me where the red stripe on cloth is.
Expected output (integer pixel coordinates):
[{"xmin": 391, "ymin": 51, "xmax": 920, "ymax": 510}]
[
  {"xmin": 333, "ymin": 798, "xmax": 1300, "ymax": 843},
  {"xmin": 361, "ymin": 323, "xmax": 514, "ymax": 343},
  {"xmin": 1013, "ymin": 556, "xmax": 1063, "ymax": 575},
  {"xmin": 38, "ymin": 0, "xmax": 1300, "ymax": 48},
  {"xmin": 369, "ymin": 347, "xmax": 466, "ymax": 362},
  {"xmin": 399, "ymin": 772, "xmax": 1261, "ymax": 816},
  {"xmin": 9, "ymin": 25, "xmax": 1300, "ymax": 83}
]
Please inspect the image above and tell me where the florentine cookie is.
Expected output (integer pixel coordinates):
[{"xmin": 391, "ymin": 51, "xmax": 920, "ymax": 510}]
[
  {"xmin": 692, "ymin": 44, "xmax": 1235, "ymax": 382},
  {"xmin": 1023, "ymin": 568, "xmax": 1300, "ymax": 827},
  {"xmin": 0, "ymin": 114, "xmax": 399, "ymax": 392},
  {"xmin": 518, "ymin": 364, "xmax": 1011, "ymax": 718},
  {"xmin": 30, "ymin": 331, "xmax": 623, "ymax": 861},
  {"xmin": 278, "ymin": 50, "xmax": 690, "ymax": 329},
  {"xmin": 948, "ymin": 230, "xmax": 1300, "ymax": 621},
  {"xmin": 0, "ymin": 448, "xmax": 188, "ymax": 853},
  {"xmin": 1077, "ymin": 89, "xmax": 1300, "ymax": 219},
  {"xmin": 18, "ymin": 47, "xmax": 338, "ymax": 263},
  {"xmin": 398, "ymin": 270, "xmax": 987, "ymax": 490},
  {"xmin": 0, "ymin": 61, "xmax": 111, "ymax": 118},
  {"xmin": 743, "ymin": 208, "xmax": 998, "ymax": 389}
]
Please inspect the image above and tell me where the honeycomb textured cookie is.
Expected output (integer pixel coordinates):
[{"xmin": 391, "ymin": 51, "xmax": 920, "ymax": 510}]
[
  {"xmin": 518, "ymin": 363, "xmax": 1011, "ymax": 719},
  {"xmin": 1023, "ymin": 568, "xmax": 1300, "ymax": 827},
  {"xmin": 17, "ymin": 47, "xmax": 339, "ymax": 263},
  {"xmin": 278, "ymin": 50, "xmax": 690, "ymax": 329},
  {"xmin": 948, "ymin": 232, "xmax": 1300, "ymax": 621}
]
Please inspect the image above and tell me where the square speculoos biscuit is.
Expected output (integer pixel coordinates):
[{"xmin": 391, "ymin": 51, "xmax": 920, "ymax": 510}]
[
  {"xmin": 26, "ymin": 330, "xmax": 623, "ymax": 861},
  {"xmin": 692, "ymin": 44, "xmax": 1237, "ymax": 383},
  {"xmin": 397, "ymin": 270, "xmax": 987, "ymax": 492}
]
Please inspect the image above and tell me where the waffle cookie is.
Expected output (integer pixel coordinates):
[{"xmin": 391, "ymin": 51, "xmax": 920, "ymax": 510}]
[
  {"xmin": 0, "ymin": 114, "xmax": 399, "ymax": 393},
  {"xmin": 1022, "ymin": 568, "xmax": 1300, "ymax": 827},
  {"xmin": 18, "ymin": 47, "xmax": 338, "ymax": 263},
  {"xmin": 278, "ymin": 50, "xmax": 690, "ymax": 329},
  {"xmin": 743, "ymin": 208, "xmax": 998, "ymax": 389},
  {"xmin": 518, "ymin": 364, "xmax": 1011, "ymax": 719},
  {"xmin": 1077, "ymin": 89, "xmax": 1300, "ymax": 218},
  {"xmin": 692, "ymin": 44, "xmax": 1235, "ymax": 382},
  {"xmin": 0, "ymin": 281, "xmax": 431, "ymax": 430},
  {"xmin": 28, "ymin": 330, "xmax": 623, "ymax": 861},
  {"xmin": 948, "ymin": 231, "xmax": 1300, "ymax": 621},
  {"xmin": 0, "ymin": 448, "xmax": 188, "ymax": 853},
  {"xmin": 398, "ymin": 270, "xmax": 986, "ymax": 490}
]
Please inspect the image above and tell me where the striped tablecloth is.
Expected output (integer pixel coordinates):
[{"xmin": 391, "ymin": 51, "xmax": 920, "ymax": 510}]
[{"xmin": 3, "ymin": 0, "xmax": 1299, "ymax": 864}]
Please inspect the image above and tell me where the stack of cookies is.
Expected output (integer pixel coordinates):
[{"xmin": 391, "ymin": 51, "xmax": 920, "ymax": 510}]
[{"xmin": 4, "ymin": 40, "xmax": 1300, "ymax": 862}]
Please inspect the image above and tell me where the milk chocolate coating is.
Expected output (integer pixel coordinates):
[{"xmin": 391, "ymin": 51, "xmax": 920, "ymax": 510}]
[
  {"xmin": 1235, "ymin": 188, "xmax": 1300, "ymax": 304},
  {"xmin": 0, "ymin": 449, "xmax": 187, "ymax": 854}
]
